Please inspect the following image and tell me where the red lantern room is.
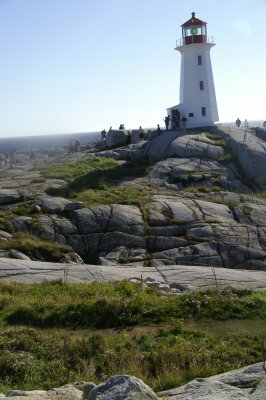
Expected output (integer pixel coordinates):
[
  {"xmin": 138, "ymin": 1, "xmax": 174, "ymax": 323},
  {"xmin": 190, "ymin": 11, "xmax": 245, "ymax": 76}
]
[{"xmin": 181, "ymin": 12, "xmax": 207, "ymax": 45}]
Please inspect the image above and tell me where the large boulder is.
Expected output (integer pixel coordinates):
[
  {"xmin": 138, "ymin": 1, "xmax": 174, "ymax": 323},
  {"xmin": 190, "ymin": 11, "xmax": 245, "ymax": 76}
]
[
  {"xmin": 106, "ymin": 130, "xmax": 130, "ymax": 148},
  {"xmin": 151, "ymin": 157, "xmax": 249, "ymax": 193},
  {"xmin": 87, "ymin": 375, "xmax": 158, "ymax": 400},
  {"xmin": 145, "ymin": 132, "xmax": 224, "ymax": 161},
  {"xmin": 214, "ymin": 126, "xmax": 266, "ymax": 190},
  {"xmin": 158, "ymin": 362, "xmax": 265, "ymax": 399}
]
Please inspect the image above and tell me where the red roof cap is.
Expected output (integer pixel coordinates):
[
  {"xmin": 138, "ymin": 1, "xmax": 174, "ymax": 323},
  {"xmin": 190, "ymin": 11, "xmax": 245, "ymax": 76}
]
[{"xmin": 181, "ymin": 12, "xmax": 206, "ymax": 28}]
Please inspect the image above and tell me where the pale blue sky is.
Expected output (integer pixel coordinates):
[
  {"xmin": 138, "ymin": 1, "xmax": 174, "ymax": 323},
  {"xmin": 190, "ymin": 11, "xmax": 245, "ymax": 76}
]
[{"xmin": 0, "ymin": 0, "xmax": 265, "ymax": 137}]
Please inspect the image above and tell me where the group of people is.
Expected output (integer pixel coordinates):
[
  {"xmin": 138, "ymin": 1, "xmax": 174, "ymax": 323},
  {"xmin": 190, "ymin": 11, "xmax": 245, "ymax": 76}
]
[
  {"xmin": 235, "ymin": 118, "xmax": 249, "ymax": 128},
  {"xmin": 163, "ymin": 114, "xmax": 187, "ymax": 131},
  {"xmin": 100, "ymin": 115, "xmax": 188, "ymax": 142}
]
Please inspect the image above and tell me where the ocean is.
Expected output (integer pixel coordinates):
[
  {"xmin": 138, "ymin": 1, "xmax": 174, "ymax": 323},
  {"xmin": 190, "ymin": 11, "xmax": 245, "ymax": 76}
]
[
  {"xmin": 0, "ymin": 120, "xmax": 264, "ymax": 153},
  {"xmin": 0, "ymin": 131, "xmax": 100, "ymax": 153}
]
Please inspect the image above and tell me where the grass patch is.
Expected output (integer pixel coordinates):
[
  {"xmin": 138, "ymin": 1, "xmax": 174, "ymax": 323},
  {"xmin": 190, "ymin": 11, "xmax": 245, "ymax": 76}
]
[
  {"xmin": 0, "ymin": 203, "xmax": 33, "ymax": 234},
  {"xmin": 204, "ymin": 132, "xmax": 227, "ymax": 148},
  {"xmin": 44, "ymin": 157, "xmax": 154, "ymax": 206},
  {"xmin": 251, "ymin": 192, "xmax": 266, "ymax": 200},
  {"xmin": 71, "ymin": 184, "xmax": 153, "ymax": 208},
  {"xmin": 181, "ymin": 185, "xmax": 221, "ymax": 194},
  {"xmin": 43, "ymin": 157, "xmax": 118, "ymax": 181},
  {"xmin": 204, "ymin": 132, "xmax": 233, "ymax": 164},
  {"xmin": 211, "ymin": 198, "xmax": 238, "ymax": 210},
  {"xmin": 0, "ymin": 283, "xmax": 263, "ymax": 392},
  {"xmin": 0, "ymin": 233, "xmax": 72, "ymax": 262}
]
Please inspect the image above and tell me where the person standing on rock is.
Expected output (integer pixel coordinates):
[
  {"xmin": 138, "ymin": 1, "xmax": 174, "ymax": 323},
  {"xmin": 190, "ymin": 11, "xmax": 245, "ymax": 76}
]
[
  {"xmin": 235, "ymin": 118, "xmax": 241, "ymax": 127},
  {"xmin": 29, "ymin": 148, "xmax": 35, "ymax": 163},
  {"xmin": 181, "ymin": 116, "xmax": 187, "ymax": 131},
  {"xmin": 9, "ymin": 150, "xmax": 16, "ymax": 166},
  {"xmin": 139, "ymin": 126, "xmax": 145, "ymax": 139},
  {"xmin": 101, "ymin": 129, "xmax": 107, "ymax": 140},
  {"xmin": 244, "ymin": 119, "xmax": 249, "ymax": 128},
  {"xmin": 163, "ymin": 116, "xmax": 170, "ymax": 131}
]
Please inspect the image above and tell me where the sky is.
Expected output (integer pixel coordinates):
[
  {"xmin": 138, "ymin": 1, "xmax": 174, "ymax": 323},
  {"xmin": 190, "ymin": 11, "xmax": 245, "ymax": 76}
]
[{"xmin": 0, "ymin": 0, "xmax": 265, "ymax": 138}]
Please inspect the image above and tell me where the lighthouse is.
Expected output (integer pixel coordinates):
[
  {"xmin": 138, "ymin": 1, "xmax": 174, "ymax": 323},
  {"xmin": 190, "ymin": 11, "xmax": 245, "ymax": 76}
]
[{"xmin": 167, "ymin": 12, "xmax": 219, "ymax": 129}]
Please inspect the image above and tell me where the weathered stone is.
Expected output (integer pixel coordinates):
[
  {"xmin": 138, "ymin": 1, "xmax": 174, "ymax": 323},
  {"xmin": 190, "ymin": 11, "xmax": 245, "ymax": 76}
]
[
  {"xmin": 64, "ymin": 201, "xmax": 84, "ymax": 212},
  {"xmin": 0, "ymin": 230, "xmax": 12, "ymax": 239},
  {"xmin": 148, "ymin": 236, "xmax": 188, "ymax": 252},
  {"xmin": 213, "ymin": 126, "xmax": 266, "ymax": 190},
  {"xmin": 106, "ymin": 129, "xmax": 130, "ymax": 148},
  {"xmin": 70, "ymin": 206, "xmax": 111, "ymax": 234},
  {"xmin": 106, "ymin": 204, "xmax": 144, "ymax": 235},
  {"xmin": 0, "ymin": 190, "xmax": 20, "ymax": 205},
  {"xmin": 158, "ymin": 378, "xmax": 249, "ymax": 399},
  {"xmin": 9, "ymin": 249, "xmax": 31, "ymax": 260},
  {"xmin": 37, "ymin": 196, "xmax": 71, "ymax": 214},
  {"xmin": 87, "ymin": 375, "xmax": 159, "ymax": 400}
]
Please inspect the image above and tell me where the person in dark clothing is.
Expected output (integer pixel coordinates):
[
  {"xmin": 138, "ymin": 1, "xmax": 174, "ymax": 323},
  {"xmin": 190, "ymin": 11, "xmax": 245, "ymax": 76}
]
[{"xmin": 163, "ymin": 115, "xmax": 170, "ymax": 130}]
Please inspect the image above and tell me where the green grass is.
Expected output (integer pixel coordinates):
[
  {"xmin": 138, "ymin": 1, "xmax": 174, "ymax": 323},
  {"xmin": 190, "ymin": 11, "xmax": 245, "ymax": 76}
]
[
  {"xmin": 71, "ymin": 184, "xmax": 153, "ymax": 207},
  {"xmin": 0, "ymin": 233, "xmax": 72, "ymax": 262},
  {"xmin": 204, "ymin": 132, "xmax": 227, "ymax": 148},
  {"xmin": 211, "ymin": 198, "xmax": 238, "ymax": 210},
  {"xmin": 251, "ymin": 191, "xmax": 266, "ymax": 200},
  {"xmin": 0, "ymin": 282, "xmax": 264, "ymax": 392},
  {"xmin": 43, "ymin": 157, "xmax": 118, "ymax": 181},
  {"xmin": 181, "ymin": 185, "xmax": 221, "ymax": 194},
  {"xmin": 43, "ymin": 157, "xmax": 154, "ymax": 207}
]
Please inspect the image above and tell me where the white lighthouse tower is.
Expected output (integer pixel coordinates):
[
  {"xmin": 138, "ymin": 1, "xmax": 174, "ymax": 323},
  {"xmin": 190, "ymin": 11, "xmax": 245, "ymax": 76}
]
[{"xmin": 167, "ymin": 12, "xmax": 219, "ymax": 129}]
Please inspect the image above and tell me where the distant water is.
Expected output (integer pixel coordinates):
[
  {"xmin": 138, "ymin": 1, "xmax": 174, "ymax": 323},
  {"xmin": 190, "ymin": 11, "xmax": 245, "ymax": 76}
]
[
  {"xmin": 0, "ymin": 120, "xmax": 265, "ymax": 153},
  {"xmin": 0, "ymin": 131, "xmax": 100, "ymax": 153},
  {"xmin": 220, "ymin": 119, "xmax": 265, "ymax": 128}
]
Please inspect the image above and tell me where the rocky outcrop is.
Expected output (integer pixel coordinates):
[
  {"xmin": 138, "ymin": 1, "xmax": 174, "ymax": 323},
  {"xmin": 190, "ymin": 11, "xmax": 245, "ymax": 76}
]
[
  {"xmin": 151, "ymin": 157, "xmax": 249, "ymax": 193},
  {"xmin": 0, "ymin": 258, "xmax": 266, "ymax": 289},
  {"xmin": 0, "ymin": 363, "xmax": 264, "ymax": 399},
  {"xmin": 213, "ymin": 126, "xmax": 266, "ymax": 190},
  {"xmin": 158, "ymin": 362, "xmax": 266, "ymax": 399},
  {"xmin": 87, "ymin": 375, "xmax": 158, "ymax": 400},
  {"xmin": 10, "ymin": 192, "xmax": 266, "ymax": 270},
  {"xmin": 106, "ymin": 129, "xmax": 130, "ymax": 148}
]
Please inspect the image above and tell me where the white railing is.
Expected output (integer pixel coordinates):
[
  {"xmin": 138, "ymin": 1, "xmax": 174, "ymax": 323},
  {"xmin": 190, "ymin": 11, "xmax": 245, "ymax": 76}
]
[{"xmin": 176, "ymin": 36, "xmax": 214, "ymax": 47}]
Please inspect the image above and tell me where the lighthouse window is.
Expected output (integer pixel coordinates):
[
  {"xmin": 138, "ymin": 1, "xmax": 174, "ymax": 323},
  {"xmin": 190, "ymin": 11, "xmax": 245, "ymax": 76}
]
[
  {"xmin": 189, "ymin": 113, "xmax": 194, "ymax": 117},
  {"xmin": 198, "ymin": 55, "xmax": 202, "ymax": 65},
  {"xmin": 199, "ymin": 81, "xmax": 204, "ymax": 90},
  {"xmin": 201, "ymin": 107, "xmax": 206, "ymax": 116}
]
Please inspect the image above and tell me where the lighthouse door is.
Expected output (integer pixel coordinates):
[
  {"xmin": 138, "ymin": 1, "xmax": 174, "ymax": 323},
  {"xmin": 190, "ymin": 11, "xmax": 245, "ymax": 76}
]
[{"xmin": 172, "ymin": 110, "xmax": 180, "ymax": 128}]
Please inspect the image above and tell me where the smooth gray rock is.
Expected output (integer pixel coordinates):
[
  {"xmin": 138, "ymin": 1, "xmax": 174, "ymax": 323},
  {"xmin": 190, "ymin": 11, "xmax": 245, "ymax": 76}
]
[
  {"xmin": 0, "ymin": 230, "xmax": 12, "ymax": 239},
  {"xmin": 4, "ymin": 384, "xmax": 83, "ymax": 400},
  {"xmin": 213, "ymin": 126, "xmax": 266, "ymax": 190},
  {"xmin": 158, "ymin": 363, "xmax": 265, "ymax": 399},
  {"xmin": 145, "ymin": 132, "xmax": 223, "ymax": 162},
  {"xmin": 0, "ymin": 190, "xmax": 20, "ymax": 205},
  {"xmin": 250, "ymin": 378, "xmax": 266, "ymax": 399},
  {"xmin": 87, "ymin": 375, "xmax": 158, "ymax": 400},
  {"xmin": 70, "ymin": 206, "xmax": 111, "ymax": 234},
  {"xmin": 160, "ymin": 378, "xmax": 249, "ymax": 399},
  {"xmin": 0, "ymin": 259, "xmax": 265, "ymax": 289},
  {"xmin": 64, "ymin": 201, "xmax": 84, "ymax": 212},
  {"xmin": 37, "ymin": 196, "xmax": 71, "ymax": 214},
  {"xmin": 106, "ymin": 129, "xmax": 130, "ymax": 148},
  {"xmin": 9, "ymin": 249, "xmax": 31, "ymax": 260}
]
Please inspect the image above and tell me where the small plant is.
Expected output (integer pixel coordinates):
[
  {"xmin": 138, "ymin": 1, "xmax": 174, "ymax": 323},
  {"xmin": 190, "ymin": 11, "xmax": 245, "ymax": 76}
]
[{"xmin": 241, "ymin": 204, "xmax": 252, "ymax": 217}]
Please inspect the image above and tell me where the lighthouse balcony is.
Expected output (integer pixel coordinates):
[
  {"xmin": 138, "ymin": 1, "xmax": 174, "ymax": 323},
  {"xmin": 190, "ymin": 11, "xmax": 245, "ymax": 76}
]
[{"xmin": 176, "ymin": 36, "xmax": 214, "ymax": 47}]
